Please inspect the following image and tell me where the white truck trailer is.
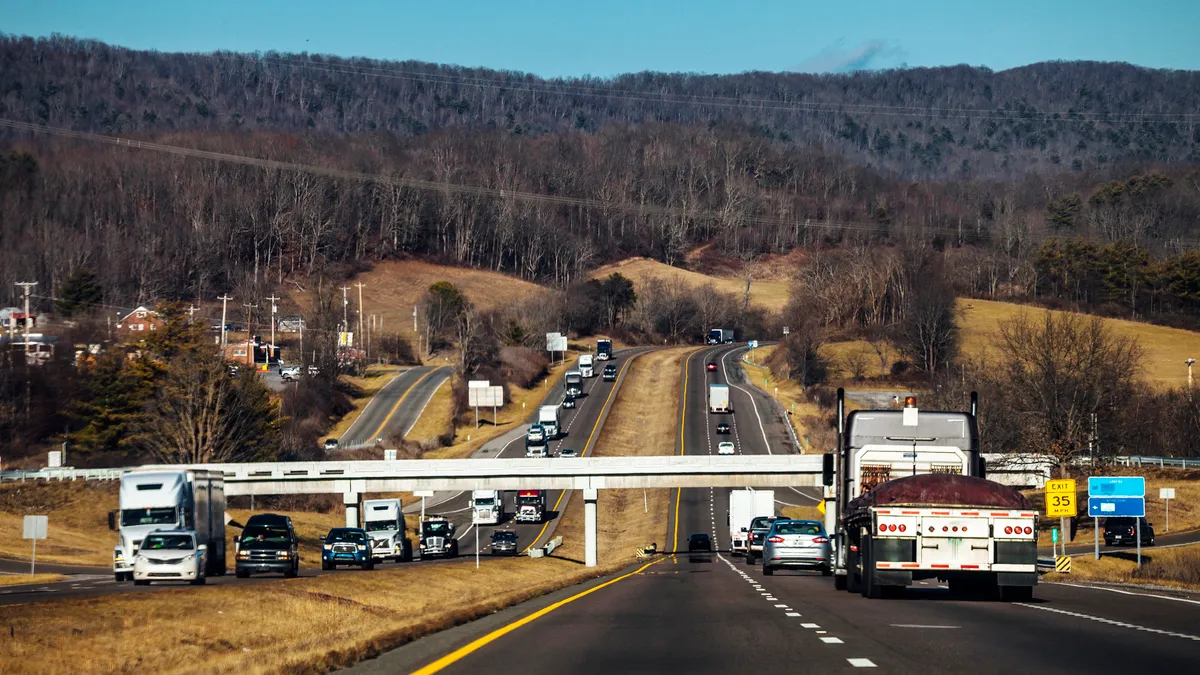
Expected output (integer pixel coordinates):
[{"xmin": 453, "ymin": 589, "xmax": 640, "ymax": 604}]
[
  {"xmin": 110, "ymin": 469, "xmax": 226, "ymax": 582},
  {"xmin": 709, "ymin": 384, "xmax": 731, "ymax": 414},
  {"xmin": 728, "ymin": 489, "xmax": 775, "ymax": 557},
  {"xmin": 472, "ymin": 489, "xmax": 504, "ymax": 525},
  {"xmin": 538, "ymin": 405, "xmax": 561, "ymax": 439},
  {"xmin": 362, "ymin": 498, "xmax": 414, "ymax": 563},
  {"xmin": 579, "ymin": 353, "xmax": 595, "ymax": 378}
]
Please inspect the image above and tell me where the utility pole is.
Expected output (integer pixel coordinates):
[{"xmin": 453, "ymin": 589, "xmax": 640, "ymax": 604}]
[
  {"xmin": 1187, "ymin": 358, "xmax": 1196, "ymax": 388},
  {"xmin": 340, "ymin": 286, "xmax": 351, "ymax": 334},
  {"xmin": 355, "ymin": 282, "xmax": 366, "ymax": 361},
  {"xmin": 187, "ymin": 304, "xmax": 200, "ymax": 321},
  {"xmin": 265, "ymin": 295, "xmax": 280, "ymax": 365},
  {"xmin": 15, "ymin": 282, "xmax": 36, "ymax": 357},
  {"xmin": 243, "ymin": 303, "xmax": 257, "ymax": 337},
  {"xmin": 218, "ymin": 294, "xmax": 233, "ymax": 347}
]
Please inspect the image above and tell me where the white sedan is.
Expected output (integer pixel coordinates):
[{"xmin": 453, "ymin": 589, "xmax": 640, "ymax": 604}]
[{"xmin": 717, "ymin": 442, "xmax": 736, "ymax": 455}]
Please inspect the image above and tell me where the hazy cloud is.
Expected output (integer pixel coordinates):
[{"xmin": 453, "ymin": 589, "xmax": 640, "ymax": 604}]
[{"xmin": 795, "ymin": 39, "xmax": 907, "ymax": 73}]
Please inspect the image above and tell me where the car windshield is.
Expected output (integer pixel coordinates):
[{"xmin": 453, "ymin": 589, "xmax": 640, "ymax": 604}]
[
  {"xmin": 141, "ymin": 534, "xmax": 194, "ymax": 550},
  {"xmin": 690, "ymin": 534, "xmax": 709, "ymax": 542},
  {"xmin": 326, "ymin": 529, "xmax": 366, "ymax": 542},
  {"xmin": 561, "ymin": 450, "xmax": 576, "ymax": 456},
  {"xmin": 423, "ymin": 522, "xmax": 451, "ymax": 535},
  {"xmin": 121, "ymin": 508, "xmax": 177, "ymax": 527},
  {"xmin": 243, "ymin": 525, "xmax": 291, "ymax": 542},
  {"xmin": 364, "ymin": 520, "xmax": 397, "ymax": 532},
  {"xmin": 474, "ymin": 498, "xmax": 496, "ymax": 506},
  {"xmin": 750, "ymin": 517, "xmax": 775, "ymax": 530},
  {"xmin": 1107, "ymin": 518, "xmax": 1135, "ymax": 528},
  {"xmin": 493, "ymin": 532, "xmax": 517, "ymax": 541},
  {"xmin": 773, "ymin": 522, "xmax": 823, "ymax": 535}
]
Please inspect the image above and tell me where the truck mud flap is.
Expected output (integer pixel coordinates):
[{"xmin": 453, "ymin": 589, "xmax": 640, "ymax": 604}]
[
  {"xmin": 875, "ymin": 570, "xmax": 913, "ymax": 586},
  {"xmin": 997, "ymin": 572, "xmax": 1037, "ymax": 587}
]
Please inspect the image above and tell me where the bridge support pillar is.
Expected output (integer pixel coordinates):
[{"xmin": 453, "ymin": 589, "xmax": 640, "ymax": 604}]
[
  {"xmin": 344, "ymin": 492, "xmax": 361, "ymax": 528},
  {"xmin": 584, "ymin": 488, "xmax": 598, "ymax": 567}
]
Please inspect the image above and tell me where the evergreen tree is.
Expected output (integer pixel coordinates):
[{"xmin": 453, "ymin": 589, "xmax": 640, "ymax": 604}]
[{"xmin": 55, "ymin": 268, "xmax": 103, "ymax": 318}]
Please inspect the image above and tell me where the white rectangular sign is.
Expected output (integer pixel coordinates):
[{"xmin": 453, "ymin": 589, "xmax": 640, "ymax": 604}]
[
  {"xmin": 468, "ymin": 380, "xmax": 495, "ymax": 407},
  {"xmin": 23, "ymin": 515, "xmax": 47, "ymax": 540},
  {"xmin": 414, "ymin": 490, "xmax": 435, "ymax": 498},
  {"xmin": 1160, "ymin": 487, "xmax": 1176, "ymax": 499},
  {"xmin": 546, "ymin": 332, "xmax": 567, "ymax": 353},
  {"xmin": 47, "ymin": 451, "xmax": 61, "ymax": 468},
  {"xmin": 383, "ymin": 449, "xmax": 397, "ymax": 461}
]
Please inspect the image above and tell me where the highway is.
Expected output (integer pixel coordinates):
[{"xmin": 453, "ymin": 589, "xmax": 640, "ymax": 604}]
[
  {"xmin": 340, "ymin": 366, "xmax": 451, "ymax": 447},
  {"xmin": 386, "ymin": 343, "xmax": 1200, "ymax": 675}
]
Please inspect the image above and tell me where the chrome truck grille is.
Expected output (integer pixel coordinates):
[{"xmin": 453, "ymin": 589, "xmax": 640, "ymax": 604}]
[{"xmin": 332, "ymin": 543, "xmax": 357, "ymax": 553}]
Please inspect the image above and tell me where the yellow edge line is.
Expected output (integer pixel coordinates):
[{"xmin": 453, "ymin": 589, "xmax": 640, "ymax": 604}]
[
  {"xmin": 672, "ymin": 349, "xmax": 699, "ymax": 554},
  {"xmin": 409, "ymin": 557, "xmax": 665, "ymax": 675},
  {"xmin": 520, "ymin": 352, "xmax": 642, "ymax": 554},
  {"xmin": 366, "ymin": 367, "xmax": 443, "ymax": 442}
]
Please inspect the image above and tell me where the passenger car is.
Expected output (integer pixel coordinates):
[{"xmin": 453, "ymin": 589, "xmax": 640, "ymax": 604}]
[
  {"xmin": 718, "ymin": 441, "xmax": 735, "ymax": 455},
  {"xmin": 490, "ymin": 530, "xmax": 519, "ymax": 555},
  {"xmin": 321, "ymin": 528, "xmax": 374, "ymax": 570},
  {"xmin": 324, "ymin": 438, "xmax": 340, "ymax": 450},
  {"xmin": 526, "ymin": 424, "xmax": 546, "ymax": 443},
  {"xmin": 1104, "ymin": 517, "xmax": 1155, "ymax": 546},
  {"xmin": 562, "ymin": 392, "xmax": 577, "ymax": 408},
  {"xmin": 761, "ymin": 519, "xmax": 832, "ymax": 576},
  {"xmin": 688, "ymin": 533, "xmax": 713, "ymax": 552},
  {"xmin": 559, "ymin": 448, "xmax": 578, "ymax": 458},
  {"xmin": 279, "ymin": 365, "xmax": 301, "ymax": 381},
  {"xmin": 716, "ymin": 422, "xmax": 731, "ymax": 434},
  {"xmin": 744, "ymin": 515, "xmax": 778, "ymax": 565},
  {"xmin": 235, "ymin": 513, "xmax": 299, "ymax": 578},
  {"xmin": 603, "ymin": 364, "xmax": 618, "ymax": 381},
  {"xmin": 706, "ymin": 362, "xmax": 718, "ymax": 371},
  {"xmin": 132, "ymin": 530, "xmax": 207, "ymax": 586}
]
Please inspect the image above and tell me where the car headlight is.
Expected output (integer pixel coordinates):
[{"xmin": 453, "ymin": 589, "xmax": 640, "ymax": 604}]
[
  {"xmin": 237, "ymin": 551, "xmax": 250, "ymax": 558},
  {"xmin": 357, "ymin": 544, "xmax": 367, "ymax": 550},
  {"xmin": 323, "ymin": 544, "xmax": 332, "ymax": 550},
  {"xmin": 276, "ymin": 551, "xmax": 290, "ymax": 559}
]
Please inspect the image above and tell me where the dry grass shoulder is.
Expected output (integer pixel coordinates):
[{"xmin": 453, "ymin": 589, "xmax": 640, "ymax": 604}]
[
  {"xmin": 0, "ymin": 481, "xmax": 118, "ymax": 566},
  {"xmin": 1026, "ymin": 470, "xmax": 1200, "ymax": 546},
  {"xmin": 740, "ymin": 345, "xmax": 823, "ymax": 453},
  {"xmin": 323, "ymin": 365, "xmax": 407, "ymax": 442},
  {"xmin": 780, "ymin": 505, "xmax": 823, "ymax": 521},
  {"xmin": 1064, "ymin": 543, "xmax": 1200, "ymax": 590},
  {"xmin": 424, "ymin": 354, "xmax": 578, "ymax": 460},
  {"xmin": 959, "ymin": 298, "xmax": 1200, "ymax": 390},
  {"xmin": 403, "ymin": 376, "xmax": 453, "ymax": 444},
  {"xmin": 0, "ymin": 573, "xmax": 66, "ymax": 587},
  {"xmin": 591, "ymin": 257, "xmax": 790, "ymax": 312}
]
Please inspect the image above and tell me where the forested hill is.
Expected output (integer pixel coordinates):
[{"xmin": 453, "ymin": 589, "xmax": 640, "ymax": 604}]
[{"xmin": 2, "ymin": 35, "xmax": 1200, "ymax": 179}]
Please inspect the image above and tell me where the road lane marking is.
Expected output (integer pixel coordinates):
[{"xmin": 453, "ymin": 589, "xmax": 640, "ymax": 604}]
[
  {"xmin": 891, "ymin": 624, "xmax": 960, "ymax": 629},
  {"xmin": 401, "ymin": 372, "xmax": 450, "ymax": 438},
  {"xmin": 848, "ymin": 658, "xmax": 877, "ymax": 668},
  {"xmin": 672, "ymin": 347, "xmax": 704, "ymax": 552},
  {"xmin": 820, "ymin": 637, "xmax": 844, "ymax": 644},
  {"xmin": 1015, "ymin": 603, "xmax": 1200, "ymax": 641},
  {"xmin": 409, "ymin": 558, "xmax": 666, "ymax": 675},
  {"xmin": 1049, "ymin": 581, "xmax": 1200, "ymax": 606},
  {"xmin": 786, "ymin": 612, "xmax": 802, "ymax": 617},
  {"xmin": 774, "ymin": 604, "xmax": 788, "ymax": 607},
  {"xmin": 363, "ymin": 367, "xmax": 444, "ymax": 443},
  {"xmin": 801, "ymin": 623, "xmax": 820, "ymax": 628}
]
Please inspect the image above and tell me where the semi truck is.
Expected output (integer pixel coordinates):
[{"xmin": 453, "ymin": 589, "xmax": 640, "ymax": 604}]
[
  {"xmin": 596, "ymin": 339, "xmax": 613, "ymax": 361},
  {"xmin": 728, "ymin": 489, "xmax": 775, "ymax": 557},
  {"xmin": 579, "ymin": 354, "xmax": 595, "ymax": 378},
  {"xmin": 420, "ymin": 515, "xmax": 459, "ymax": 558},
  {"xmin": 362, "ymin": 498, "xmax": 414, "ymax": 563},
  {"xmin": 516, "ymin": 489, "xmax": 547, "ymax": 523},
  {"xmin": 538, "ymin": 405, "xmax": 561, "ymax": 439},
  {"xmin": 829, "ymin": 390, "xmax": 1038, "ymax": 601},
  {"xmin": 472, "ymin": 489, "xmax": 504, "ymax": 525},
  {"xmin": 706, "ymin": 328, "xmax": 735, "ymax": 344},
  {"xmin": 564, "ymin": 370, "xmax": 583, "ymax": 396},
  {"xmin": 110, "ymin": 469, "xmax": 227, "ymax": 582},
  {"xmin": 709, "ymin": 384, "xmax": 731, "ymax": 413},
  {"xmin": 526, "ymin": 436, "xmax": 549, "ymax": 457}
]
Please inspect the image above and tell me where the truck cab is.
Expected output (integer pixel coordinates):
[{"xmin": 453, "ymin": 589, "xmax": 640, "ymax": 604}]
[
  {"xmin": 596, "ymin": 339, "xmax": 613, "ymax": 361},
  {"xmin": 363, "ymin": 498, "xmax": 414, "ymax": 562},
  {"xmin": 420, "ymin": 516, "xmax": 459, "ymax": 558},
  {"xmin": 472, "ymin": 489, "xmax": 504, "ymax": 525},
  {"xmin": 235, "ymin": 513, "xmax": 299, "ymax": 578},
  {"xmin": 516, "ymin": 489, "xmax": 547, "ymax": 523},
  {"xmin": 707, "ymin": 329, "xmax": 723, "ymax": 345},
  {"xmin": 538, "ymin": 405, "xmax": 561, "ymax": 439},
  {"xmin": 578, "ymin": 354, "xmax": 595, "ymax": 378},
  {"xmin": 564, "ymin": 370, "xmax": 584, "ymax": 396}
]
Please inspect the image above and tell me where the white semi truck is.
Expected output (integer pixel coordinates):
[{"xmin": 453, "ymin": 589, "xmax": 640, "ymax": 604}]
[
  {"xmin": 538, "ymin": 405, "xmax": 561, "ymax": 439},
  {"xmin": 472, "ymin": 489, "xmax": 504, "ymax": 525},
  {"xmin": 362, "ymin": 498, "xmax": 414, "ymax": 563},
  {"xmin": 578, "ymin": 353, "xmax": 595, "ymax": 378},
  {"xmin": 728, "ymin": 489, "xmax": 775, "ymax": 557},
  {"xmin": 110, "ymin": 469, "xmax": 227, "ymax": 582},
  {"xmin": 564, "ymin": 370, "xmax": 584, "ymax": 396},
  {"xmin": 709, "ymin": 384, "xmax": 731, "ymax": 413},
  {"xmin": 830, "ymin": 391, "xmax": 1039, "ymax": 601}
]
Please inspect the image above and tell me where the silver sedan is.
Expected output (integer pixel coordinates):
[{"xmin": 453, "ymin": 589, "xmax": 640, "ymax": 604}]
[{"xmin": 761, "ymin": 519, "xmax": 832, "ymax": 576}]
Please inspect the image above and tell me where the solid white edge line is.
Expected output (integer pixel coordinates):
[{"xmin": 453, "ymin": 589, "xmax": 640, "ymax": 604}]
[
  {"xmin": 401, "ymin": 369, "xmax": 448, "ymax": 438},
  {"xmin": 1015, "ymin": 603, "xmax": 1200, "ymax": 641},
  {"xmin": 1048, "ymin": 581, "xmax": 1200, "ymax": 606}
]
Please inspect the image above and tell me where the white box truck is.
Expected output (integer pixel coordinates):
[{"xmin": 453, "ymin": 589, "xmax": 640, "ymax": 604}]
[
  {"xmin": 579, "ymin": 354, "xmax": 595, "ymax": 378},
  {"xmin": 709, "ymin": 384, "xmax": 731, "ymax": 413},
  {"xmin": 362, "ymin": 498, "xmax": 413, "ymax": 562},
  {"xmin": 472, "ymin": 489, "xmax": 504, "ymax": 525},
  {"xmin": 109, "ymin": 469, "xmax": 226, "ymax": 582},
  {"xmin": 728, "ymin": 489, "xmax": 775, "ymax": 557},
  {"xmin": 538, "ymin": 405, "xmax": 561, "ymax": 439}
]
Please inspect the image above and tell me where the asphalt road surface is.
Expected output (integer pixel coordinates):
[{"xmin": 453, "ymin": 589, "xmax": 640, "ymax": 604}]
[
  {"xmin": 340, "ymin": 366, "xmax": 450, "ymax": 447},
  {"xmin": 383, "ymin": 344, "xmax": 1200, "ymax": 675},
  {"xmin": 0, "ymin": 350, "xmax": 646, "ymax": 607}
]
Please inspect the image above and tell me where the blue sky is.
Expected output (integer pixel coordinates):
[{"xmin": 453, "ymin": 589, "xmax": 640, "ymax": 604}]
[{"xmin": 6, "ymin": 0, "xmax": 1199, "ymax": 77}]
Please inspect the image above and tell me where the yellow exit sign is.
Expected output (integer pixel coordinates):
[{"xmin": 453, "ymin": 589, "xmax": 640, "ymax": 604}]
[{"xmin": 1045, "ymin": 479, "xmax": 1078, "ymax": 517}]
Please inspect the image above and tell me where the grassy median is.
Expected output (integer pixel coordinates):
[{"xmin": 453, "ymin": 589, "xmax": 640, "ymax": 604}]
[
  {"xmin": 0, "ymin": 573, "xmax": 67, "ymax": 587},
  {"xmin": 0, "ymin": 348, "xmax": 682, "ymax": 674},
  {"xmin": 1063, "ymin": 542, "xmax": 1200, "ymax": 590}
]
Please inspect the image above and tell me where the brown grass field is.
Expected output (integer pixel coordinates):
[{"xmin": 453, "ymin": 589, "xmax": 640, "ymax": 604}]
[
  {"xmin": 0, "ymin": 481, "xmax": 119, "ymax": 566},
  {"xmin": 590, "ymin": 257, "xmax": 791, "ymax": 312},
  {"xmin": 402, "ymin": 376, "xmax": 454, "ymax": 444},
  {"xmin": 1065, "ymin": 542, "xmax": 1200, "ymax": 590},
  {"xmin": 0, "ymin": 573, "xmax": 67, "ymax": 587},
  {"xmin": 323, "ymin": 365, "xmax": 407, "ymax": 442},
  {"xmin": 0, "ymin": 350, "xmax": 682, "ymax": 675},
  {"xmin": 740, "ymin": 345, "xmax": 824, "ymax": 453}
]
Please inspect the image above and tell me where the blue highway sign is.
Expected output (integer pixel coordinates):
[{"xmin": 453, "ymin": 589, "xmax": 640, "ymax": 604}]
[
  {"xmin": 1087, "ymin": 476, "xmax": 1145, "ymax": 498},
  {"xmin": 1088, "ymin": 496, "xmax": 1146, "ymax": 518}
]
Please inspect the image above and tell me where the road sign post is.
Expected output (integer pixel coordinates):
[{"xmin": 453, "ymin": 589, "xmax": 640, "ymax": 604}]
[
  {"xmin": 23, "ymin": 515, "xmax": 47, "ymax": 574},
  {"xmin": 1051, "ymin": 526, "xmax": 1059, "ymax": 557},
  {"xmin": 1161, "ymin": 487, "xmax": 1176, "ymax": 532},
  {"xmin": 1045, "ymin": 478, "xmax": 1077, "ymax": 549}
]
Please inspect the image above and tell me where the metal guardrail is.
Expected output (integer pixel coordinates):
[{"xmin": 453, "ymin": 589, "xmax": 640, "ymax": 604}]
[
  {"xmin": 1112, "ymin": 456, "xmax": 1200, "ymax": 470},
  {"xmin": 0, "ymin": 468, "xmax": 124, "ymax": 482}
]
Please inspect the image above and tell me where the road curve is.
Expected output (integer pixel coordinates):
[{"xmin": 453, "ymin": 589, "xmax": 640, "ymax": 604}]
[{"xmin": 340, "ymin": 366, "xmax": 451, "ymax": 447}]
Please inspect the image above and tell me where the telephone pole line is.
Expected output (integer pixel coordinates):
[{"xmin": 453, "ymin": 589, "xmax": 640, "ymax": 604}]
[
  {"xmin": 218, "ymin": 294, "xmax": 233, "ymax": 347},
  {"xmin": 340, "ymin": 285, "xmax": 351, "ymax": 333},
  {"xmin": 354, "ymin": 282, "xmax": 365, "ymax": 358},
  {"xmin": 265, "ymin": 295, "xmax": 280, "ymax": 365},
  {"xmin": 187, "ymin": 304, "xmax": 200, "ymax": 321},
  {"xmin": 14, "ymin": 282, "xmax": 37, "ymax": 356}
]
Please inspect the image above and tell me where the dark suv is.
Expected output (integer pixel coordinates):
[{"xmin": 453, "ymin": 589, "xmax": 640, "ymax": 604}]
[
  {"xmin": 235, "ymin": 513, "xmax": 300, "ymax": 578},
  {"xmin": 1104, "ymin": 517, "xmax": 1155, "ymax": 547},
  {"xmin": 602, "ymin": 364, "xmax": 618, "ymax": 381}
]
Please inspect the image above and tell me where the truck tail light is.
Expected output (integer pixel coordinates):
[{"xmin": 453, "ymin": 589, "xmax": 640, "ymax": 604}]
[
  {"xmin": 898, "ymin": 524, "xmax": 906, "ymax": 533},
  {"xmin": 880, "ymin": 524, "xmax": 887, "ymax": 533},
  {"xmin": 768, "ymin": 536, "xmax": 784, "ymax": 543},
  {"xmin": 1004, "ymin": 526, "xmax": 1013, "ymax": 535},
  {"xmin": 1024, "ymin": 526, "xmax": 1033, "ymax": 535}
]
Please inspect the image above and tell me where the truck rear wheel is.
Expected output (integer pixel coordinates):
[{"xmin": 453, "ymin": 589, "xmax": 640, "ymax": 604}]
[
  {"xmin": 745, "ymin": 552, "xmax": 755, "ymax": 565},
  {"xmin": 833, "ymin": 573, "xmax": 847, "ymax": 590}
]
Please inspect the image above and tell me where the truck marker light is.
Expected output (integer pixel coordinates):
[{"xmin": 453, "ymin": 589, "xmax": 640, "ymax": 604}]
[
  {"xmin": 898, "ymin": 525, "xmax": 906, "ymax": 533},
  {"xmin": 1004, "ymin": 526, "xmax": 1013, "ymax": 535},
  {"xmin": 943, "ymin": 526, "xmax": 949, "ymax": 532},
  {"xmin": 1024, "ymin": 526, "xmax": 1033, "ymax": 535}
]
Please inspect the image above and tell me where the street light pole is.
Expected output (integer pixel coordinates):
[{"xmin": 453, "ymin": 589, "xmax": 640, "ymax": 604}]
[{"xmin": 265, "ymin": 295, "xmax": 280, "ymax": 365}]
